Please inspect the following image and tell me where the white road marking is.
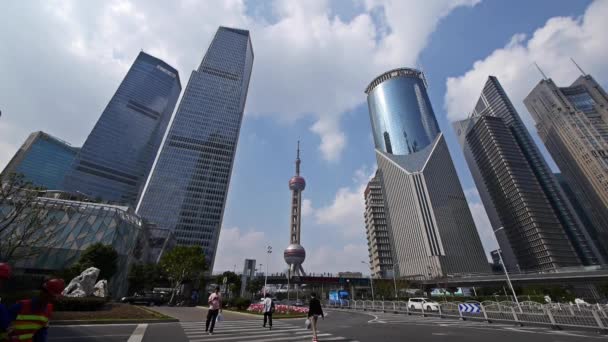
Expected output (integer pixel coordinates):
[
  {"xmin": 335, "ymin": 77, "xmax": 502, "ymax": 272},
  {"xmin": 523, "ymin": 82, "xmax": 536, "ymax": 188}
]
[{"xmin": 127, "ymin": 324, "xmax": 148, "ymax": 342}]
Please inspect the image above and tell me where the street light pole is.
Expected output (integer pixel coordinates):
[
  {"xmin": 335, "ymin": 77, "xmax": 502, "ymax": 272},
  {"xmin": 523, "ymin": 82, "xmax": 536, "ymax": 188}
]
[
  {"xmin": 392, "ymin": 268, "xmax": 398, "ymax": 299},
  {"xmin": 497, "ymin": 248, "xmax": 521, "ymax": 311},
  {"xmin": 493, "ymin": 228, "xmax": 521, "ymax": 311},
  {"xmin": 264, "ymin": 246, "xmax": 272, "ymax": 296},
  {"xmin": 361, "ymin": 261, "xmax": 374, "ymax": 301}
]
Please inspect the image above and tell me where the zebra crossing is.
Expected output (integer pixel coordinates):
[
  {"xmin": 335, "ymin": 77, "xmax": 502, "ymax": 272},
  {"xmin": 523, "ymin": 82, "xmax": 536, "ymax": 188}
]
[{"xmin": 179, "ymin": 319, "xmax": 358, "ymax": 342}]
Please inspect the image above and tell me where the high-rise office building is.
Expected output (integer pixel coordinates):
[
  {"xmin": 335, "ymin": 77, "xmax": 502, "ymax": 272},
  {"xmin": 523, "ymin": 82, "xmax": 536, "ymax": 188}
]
[
  {"xmin": 63, "ymin": 52, "xmax": 181, "ymax": 205},
  {"xmin": 465, "ymin": 76, "xmax": 598, "ymax": 266},
  {"xmin": 136, "ymin": 27, "xmax": 254, "ymax": 270},
  {"xmin": 524, "ymin": 72, "xmax": 608, "ymax": 260},
  {"xmin": 364, "ymin": 171, "xmax": 393, "ymax": 278},
  {"xmin": 365, "ymin": 68, "xmax": 489, "ymax": 278},
  {"xmin": 2, "ymin": 131, "xmax": 79, "ymax": 190},
  {"xmin": 454, "ymin": 113, "xmax": 581, "ymax": 271}
]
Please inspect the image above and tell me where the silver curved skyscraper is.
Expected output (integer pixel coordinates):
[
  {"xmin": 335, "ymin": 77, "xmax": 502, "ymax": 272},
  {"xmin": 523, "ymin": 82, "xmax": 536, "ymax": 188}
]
[
  {"xmin": 365, "ymin": 68, "xmax": 489, "ymax": 278},
  {"xmin": 366, "ymin": 68, "xmax": 439, "ymax": 155}
]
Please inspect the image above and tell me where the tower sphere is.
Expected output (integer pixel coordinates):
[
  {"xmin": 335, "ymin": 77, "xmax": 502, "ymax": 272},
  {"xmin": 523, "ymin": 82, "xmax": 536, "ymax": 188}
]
[
  {"xmin": 289, "ymin": 176, "xmax": 306, "ymax": 191},
  {"xmin": 284, "ymin": 243, "xmax": 306, "ymax": 265}
]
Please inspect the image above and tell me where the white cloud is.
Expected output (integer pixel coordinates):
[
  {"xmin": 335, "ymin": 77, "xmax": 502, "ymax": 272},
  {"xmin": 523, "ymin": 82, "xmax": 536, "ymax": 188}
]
[
  {"xmin": 445, "ymin": 0, "xmax": 608, "ymax": 128},
  {"xmin": 314, "ymin": 165, "xmax": 375, "ymax": 238},
  {"xmin": 0, "ymin": 0, "xmax": 481, "ymax": 167},
  {"xmin": 214, "ymin": 226, "xmax": 267, "ymax": 272},
  {"xmin": 305, "ymin": 243, "xmax": 370, "ymax": 275},
  {"xmin": 301, "ymin": 198, "xmax": 313, "ymax": 218}
]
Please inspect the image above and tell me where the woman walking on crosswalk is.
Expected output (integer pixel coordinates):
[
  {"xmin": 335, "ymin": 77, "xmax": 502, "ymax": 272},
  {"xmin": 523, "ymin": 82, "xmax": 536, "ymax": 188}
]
[{"xmin": 307, "ymin": 292, "xmax": 324, "ymax": 342}]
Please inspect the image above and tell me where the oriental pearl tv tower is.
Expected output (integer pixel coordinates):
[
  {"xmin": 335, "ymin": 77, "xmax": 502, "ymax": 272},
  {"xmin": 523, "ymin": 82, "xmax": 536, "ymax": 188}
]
[{"xmin": 284, "ymin": 141, "xmax": 306, "ymax": 278}]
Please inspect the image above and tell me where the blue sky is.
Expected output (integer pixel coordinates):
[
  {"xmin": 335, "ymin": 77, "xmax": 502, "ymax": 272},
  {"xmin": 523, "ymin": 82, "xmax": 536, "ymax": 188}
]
[{"xmin": 0, "ymin": 0, "xmax": 606, "ymax": 275}]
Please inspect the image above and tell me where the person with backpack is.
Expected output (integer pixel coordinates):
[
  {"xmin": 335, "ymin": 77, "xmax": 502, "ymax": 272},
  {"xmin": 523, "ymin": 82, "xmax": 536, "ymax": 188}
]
[
  {"xmin": 262, "ymin": 293, "xmax": 274, "ymax": 330},
  {"xmin": 307, "ymin": 292, "xmax": 324, "ymax": 342}
]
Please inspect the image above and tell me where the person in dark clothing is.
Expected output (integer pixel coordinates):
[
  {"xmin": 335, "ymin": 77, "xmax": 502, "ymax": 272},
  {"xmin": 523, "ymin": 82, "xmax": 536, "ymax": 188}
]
[{"xmin": 307, "ymin": 292, "xmax": 324, "ymax": 342}]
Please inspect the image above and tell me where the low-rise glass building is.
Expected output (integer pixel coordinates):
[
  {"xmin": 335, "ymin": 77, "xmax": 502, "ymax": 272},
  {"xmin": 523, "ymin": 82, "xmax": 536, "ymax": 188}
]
[{"xmin": 0, "ymin": 192, "xmax": 170, "ymax": 298}]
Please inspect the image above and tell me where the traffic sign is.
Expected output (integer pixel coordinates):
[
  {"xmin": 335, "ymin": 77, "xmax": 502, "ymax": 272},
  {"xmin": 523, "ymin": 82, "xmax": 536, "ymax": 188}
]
[{"xmin": 458, "ymin": 303, "xmax": 481, "ymax": 313}]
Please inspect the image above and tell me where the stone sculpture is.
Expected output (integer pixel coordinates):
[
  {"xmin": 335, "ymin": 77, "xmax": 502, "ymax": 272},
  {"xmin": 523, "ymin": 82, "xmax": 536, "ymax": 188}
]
[
  {"xmin": 93, "ymin": 279, "xmax": 108, "ymax": 298},
  {"xmin": 62, "ymin": 267, "xmax": 100, "ymax": 297}
]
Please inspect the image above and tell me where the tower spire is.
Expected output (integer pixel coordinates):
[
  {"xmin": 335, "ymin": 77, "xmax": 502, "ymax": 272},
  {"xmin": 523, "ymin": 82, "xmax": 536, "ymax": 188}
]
[{"xmin": 295, "ymin": 140, "xmax": 301, "ymax": 176}]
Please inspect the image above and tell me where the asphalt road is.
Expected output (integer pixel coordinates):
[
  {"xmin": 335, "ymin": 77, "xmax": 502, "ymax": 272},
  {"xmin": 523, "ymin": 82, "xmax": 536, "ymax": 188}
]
[{"xmin": 47, "ymin": 307, "xmax": 607, "ymax": 341}]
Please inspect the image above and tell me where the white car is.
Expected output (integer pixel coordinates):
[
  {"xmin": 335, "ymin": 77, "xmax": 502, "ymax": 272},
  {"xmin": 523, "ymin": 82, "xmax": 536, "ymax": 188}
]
[{"xmin": 408, "ymin": 298, "xmax": 440, "ymax": 311}]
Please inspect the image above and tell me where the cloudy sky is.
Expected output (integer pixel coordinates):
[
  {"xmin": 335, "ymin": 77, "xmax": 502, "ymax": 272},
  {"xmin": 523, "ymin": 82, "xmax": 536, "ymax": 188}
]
[{"xmin": 1, "ymin": 0, "xmax": 606, "ymax": 275}]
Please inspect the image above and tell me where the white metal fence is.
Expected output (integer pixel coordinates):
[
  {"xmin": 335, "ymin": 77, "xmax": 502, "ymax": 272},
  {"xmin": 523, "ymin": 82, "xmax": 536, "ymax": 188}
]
[{"xmin": 323, "ymin": 300, "xmax": 608, "ymax": 332}]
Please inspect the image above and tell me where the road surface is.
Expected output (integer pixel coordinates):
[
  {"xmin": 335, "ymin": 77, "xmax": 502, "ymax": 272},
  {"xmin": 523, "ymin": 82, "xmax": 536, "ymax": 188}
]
[{"xmin": 48, "ymin": 307, "xmax": 606, "ymax": 341}]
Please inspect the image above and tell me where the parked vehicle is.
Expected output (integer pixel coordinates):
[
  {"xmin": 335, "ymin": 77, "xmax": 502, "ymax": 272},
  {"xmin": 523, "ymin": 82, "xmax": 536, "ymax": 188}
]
[
  {"xmin": 408, "ymin": 297, "xmax": 440, "ymax": 311},
  {"xmin": 294, "ymin": 299, "xmax": 303, "ymax": 307},
  {"xmin": 121, "ymin": 292, "xmax": 167, "ymax": 306}
]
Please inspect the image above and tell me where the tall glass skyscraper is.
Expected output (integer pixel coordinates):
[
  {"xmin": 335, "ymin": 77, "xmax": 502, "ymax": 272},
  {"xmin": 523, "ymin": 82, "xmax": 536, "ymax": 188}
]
[
  {"xmin": 2, "ymin": 131, "xmax": 78, "ymax": 190},
  {"xmin": 63, "ymin": 52, "xmax": 181, "ymax": 205},
  {"xmin": 454, "ymin": 76, "xmax": 600, "ymax": 269},
  {"xmin": 136, "ymin": 27, "xmax": 254, "ymax": 270},
  {"xmin": 525, "ymin": 73, "xmax": 608, "ymax": 261},
  {"xmin": 366, "ymin": 68, "xmax": 489, "ymax": 278}
]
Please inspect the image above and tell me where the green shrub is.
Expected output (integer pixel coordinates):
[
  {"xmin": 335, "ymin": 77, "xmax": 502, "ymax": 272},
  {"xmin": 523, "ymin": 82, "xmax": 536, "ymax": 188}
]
[
  {"xmin": 224, "ymin": 297, "xmax": 251, "ymax": 310},
  {"xmin": 54, "ymin": 297, "xmax": 108, "ymax": 311}
]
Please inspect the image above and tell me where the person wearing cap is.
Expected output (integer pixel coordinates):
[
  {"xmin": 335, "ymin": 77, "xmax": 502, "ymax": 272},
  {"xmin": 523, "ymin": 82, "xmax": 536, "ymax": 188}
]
[
  {"xmin": 6, "ymin": 277, "xmax": 64, "ymax": 342},
  {"xmin": 0, "ymin": 263, "xmax": 13, "ymax": 341}
]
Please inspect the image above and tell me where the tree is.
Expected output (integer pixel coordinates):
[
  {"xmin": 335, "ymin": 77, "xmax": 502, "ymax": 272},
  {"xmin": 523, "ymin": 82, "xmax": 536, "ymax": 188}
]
[
  {"xmin": 217, "ymin": 271, "xmax": 241, "ymax": 297},
  {"xmin": 77, "ymin": 243, "xmax": 118, "ymax": 280},
  {"xmin": 246, "ymin": 277, "xmax": 264, "ymax": 299},
  {"xmin": 159, "ymin": 246, "xmax": 207, "ymax": 302},
  {"xmin": 128, "ymin": 263, "xmax": 167, "ymax": 294},
  {"xmin": 0, "ymin": 173, "xmax": 58, "ymax": 262}
]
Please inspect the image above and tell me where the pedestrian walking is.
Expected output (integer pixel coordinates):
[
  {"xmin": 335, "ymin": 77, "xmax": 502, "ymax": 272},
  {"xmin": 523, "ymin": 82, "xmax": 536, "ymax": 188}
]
[
  {"xmin": 7, "ymin": 277, "xmax": 65, "ymax": 342},
  {"xmin": 262, "ymin": 293, "xmax": 274, "ymax": 330},
  {"xmin": 307, "ymin": 292, "xmax": 324, "ymax": 342},
  {"xmin": 0, "ymin": 263, "xmax": 13, "ymax": 341},
  {"xmin": 205, "ymin": 287, "xmax": 222, "ymax": 335}
]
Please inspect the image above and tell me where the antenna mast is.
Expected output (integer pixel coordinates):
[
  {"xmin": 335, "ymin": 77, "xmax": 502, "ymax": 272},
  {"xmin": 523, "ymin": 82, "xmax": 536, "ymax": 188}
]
[
  {"xmin": 534, "ymin": 62, "xmax": 548, "ymax": 80},
  {"xmin": 570, "ymin": 58, "xmax": 587, "ymax": 76}
]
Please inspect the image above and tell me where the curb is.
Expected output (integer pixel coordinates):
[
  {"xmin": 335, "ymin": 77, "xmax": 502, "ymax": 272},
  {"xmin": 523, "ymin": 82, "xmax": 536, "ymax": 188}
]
[{"xmin": 51, "ymin": 318, "xmax": 179, "ymax": 325}]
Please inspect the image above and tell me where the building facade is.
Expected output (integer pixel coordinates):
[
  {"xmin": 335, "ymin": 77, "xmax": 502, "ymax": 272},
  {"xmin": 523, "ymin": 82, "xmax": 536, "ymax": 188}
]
[
  {"xmin": 0, "ymin": 193, "xmax": 151, "ymax": 298},
  {"xmin": 63, "ymin": 51, "xmax": 181, "ymax": 205},
  {"xmin": 2, "ymin": 131, "xmax": 78, "ymax": 190},
  {"xmin": 524, "ymin": 74, "xmax": 608, "ymax": 260},
  {"xmin": 364, "ymin": 171, "xmax": 393, "ymax": 278},
  {"xmin": 454, "ymin": 114, "xmax": 581, "ymax": 271},
  {"xmin": 136, "ymin": 27, "xmax": 254, "ymax": 271},
  {"xmin": 471, "ymin": 76, "xmax": 598, "ymax": 266},
  {"xmin": 365, "ymin": 68, "xmax": 490, "ymax": 278}
]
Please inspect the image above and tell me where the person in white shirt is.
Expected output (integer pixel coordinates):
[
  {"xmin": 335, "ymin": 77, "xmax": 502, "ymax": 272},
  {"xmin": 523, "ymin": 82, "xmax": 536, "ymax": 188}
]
[{"xmin": 262, "ymin": 293, "xmax": 274, "ymax": 330}]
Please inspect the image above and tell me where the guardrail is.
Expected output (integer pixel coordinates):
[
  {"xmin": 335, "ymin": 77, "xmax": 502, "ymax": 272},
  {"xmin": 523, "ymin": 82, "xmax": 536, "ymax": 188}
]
[{"xmin": 323, "ymin": 300, "xmax": 608, "ymax": 332}]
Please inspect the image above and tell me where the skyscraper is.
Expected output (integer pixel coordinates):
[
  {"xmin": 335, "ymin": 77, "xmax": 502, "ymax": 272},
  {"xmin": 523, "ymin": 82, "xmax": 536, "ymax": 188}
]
[
  {"xmin": 136, "ymin": 27, "xmax": 254, "ymax": 270},
  {"xmin": 524, "ymin": 72, "xmax": 608, "ymax": 260},
  {"xmin": 2, "ymin": 131, "xmax": 79, "ymax": 190},
  {"xmin": 63, "ymin": 52, "xmax": 181, "ymax": 205},
  {"xmin": 364, "ymin": 171, "xmax": 393, "ymax": 278},
  {"xmin": 454, "ymin": 114, "xmax": 581, "ymax": 271},
  {"xmin": 365, "ymin": 68, "xmax": 489, "ymax": 278},
  {"xmin": 463, "ymin": 76, "xmax": 599, "ymax": 266}
]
